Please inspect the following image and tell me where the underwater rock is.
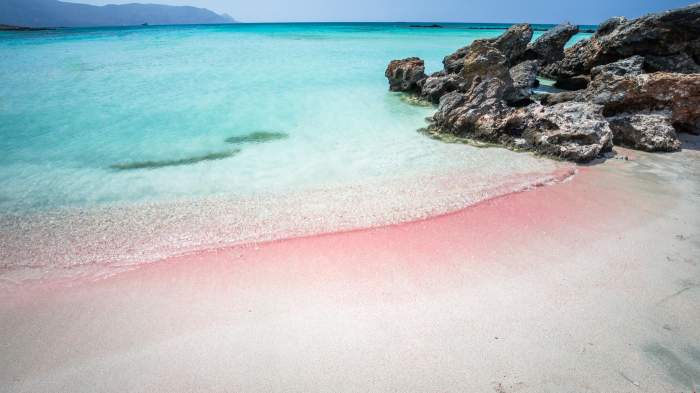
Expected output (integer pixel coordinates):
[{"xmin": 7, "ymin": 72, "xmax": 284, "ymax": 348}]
[
  {"xmin": 111, "ymin": 150, "xmax": 239, "ymax": 170},
  {"xmin": 225, "ymin": 131, "xmax": 289, "ymax": 144}
]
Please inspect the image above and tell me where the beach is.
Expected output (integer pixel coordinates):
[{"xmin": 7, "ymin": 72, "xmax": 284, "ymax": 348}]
[{"xmin": 2, "ymin": 136, "xmax": 699, "ymax": 392}]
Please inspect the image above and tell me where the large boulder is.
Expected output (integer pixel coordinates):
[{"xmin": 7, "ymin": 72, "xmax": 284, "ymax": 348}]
[
  {"xmin": 385, "ymin": 57, "xmax": 427, "ymax": 93},
  {"xmin": 520, "ymin": 102, "xmax": 614, "ymax": 162},
  {"xmin": 521, "ymin": 22, "xmax": 579, "ymax": 66},
  {"xmin": 542, "ymin": 4, "xmax": 700, "ymax": 80},
  {"xmin": 443, "ymin": 24, "xmax": 533, "ymax": 74},
  {"xmin": 608, "ymin": 112, "xmax": 681, "ymax": 152}
]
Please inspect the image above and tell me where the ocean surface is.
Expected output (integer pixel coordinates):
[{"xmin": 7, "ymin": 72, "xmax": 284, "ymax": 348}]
[{"xmin": 0, "ymin": 23, "xmax": 589, "ymax": 284}]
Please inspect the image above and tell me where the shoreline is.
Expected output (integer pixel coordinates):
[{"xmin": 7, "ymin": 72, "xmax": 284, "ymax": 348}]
[
  {"xmin": 1, "ymin": 142, "xmax": 698, "ymax": 391},
  {"xmin": 0, "ymin": 160, "xmax": 571, "ymax": 288}
]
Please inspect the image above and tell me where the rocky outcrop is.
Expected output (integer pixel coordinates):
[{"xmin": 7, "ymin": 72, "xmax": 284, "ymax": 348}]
[
  {"xmin": 384, "ymin": 4, "xmax": 699, "ymax": 162},
  {"xmin": 542, "ymin": 4, "xmax": 700, "ymax": 80},
  {"xmin": 521, "ymin": 22, "xmax": 579, "ymax": 66},
  {"xmin": 443, "ymin": 23, "xmax": 533, "ymax": 74},
  {"xmin": 385, "ymin": 57, "xmax": 427, "ymax": 93}
]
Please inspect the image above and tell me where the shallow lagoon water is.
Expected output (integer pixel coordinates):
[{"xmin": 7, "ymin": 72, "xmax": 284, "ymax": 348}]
[{"xmin": 0, "ymin": 24, "xmax": 588, "ymax": 282}]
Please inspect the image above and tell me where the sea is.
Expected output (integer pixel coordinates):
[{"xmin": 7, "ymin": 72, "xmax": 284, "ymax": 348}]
[{"xmin": 0, "ymin": 23, "xmax": 591, "ymax": 284}]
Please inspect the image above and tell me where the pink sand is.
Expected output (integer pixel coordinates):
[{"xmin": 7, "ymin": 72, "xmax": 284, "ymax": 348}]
[{"xmin": 1, "ymin": 148, "xmax": 699, "ymax": 392}]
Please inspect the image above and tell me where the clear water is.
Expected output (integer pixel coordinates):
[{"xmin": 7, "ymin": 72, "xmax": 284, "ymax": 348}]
[{"xmin": 0, "ymin": 24, "xmax": 588, "ymax": 282}]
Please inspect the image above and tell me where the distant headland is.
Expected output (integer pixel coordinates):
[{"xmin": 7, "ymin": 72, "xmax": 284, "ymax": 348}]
[{"xmin": 0, "ymin": 0, "xmax": 235, "ymax": 28}]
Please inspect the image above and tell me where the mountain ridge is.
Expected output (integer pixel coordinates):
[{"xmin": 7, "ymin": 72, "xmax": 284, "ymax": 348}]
[{"xmin": 0, "ymin": 0, "xmax": 235, "ymax": 28}]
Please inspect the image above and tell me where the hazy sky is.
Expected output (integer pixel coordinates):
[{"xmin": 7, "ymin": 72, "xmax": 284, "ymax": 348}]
[{"xmin": 74, "ymin": 0, "xmax": 695, "ymax": 24}]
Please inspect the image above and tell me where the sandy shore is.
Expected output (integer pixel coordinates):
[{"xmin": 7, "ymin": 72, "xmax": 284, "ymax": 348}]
[{"xmin": 1, "ymin": 139, "xmax": 699, "ymax": 392}]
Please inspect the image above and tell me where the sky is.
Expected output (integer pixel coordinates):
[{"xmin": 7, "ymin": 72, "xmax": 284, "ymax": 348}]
[{"xmin": 73, "ymin": 0, "xmax": 696, "ymax": 24}]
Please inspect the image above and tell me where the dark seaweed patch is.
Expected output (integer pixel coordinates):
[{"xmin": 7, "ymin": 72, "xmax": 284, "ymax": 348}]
[
  {"xmin": 225, "ymin": 131, "xmax": 289, "ymax": 144},
  {"xmin": 110, "ymin": 149, "xmax": 239, "ymax": 170}
]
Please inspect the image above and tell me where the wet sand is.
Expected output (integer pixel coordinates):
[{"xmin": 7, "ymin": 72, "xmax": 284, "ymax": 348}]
[{"xmin": 1, "ymin": 140, "xmax": 699, "ymax": 392}]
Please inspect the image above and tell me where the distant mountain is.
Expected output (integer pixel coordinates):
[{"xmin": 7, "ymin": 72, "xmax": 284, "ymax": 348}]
[{"xmin": 0, "ymin": 0, "xmax": 236, "ymax": 28}]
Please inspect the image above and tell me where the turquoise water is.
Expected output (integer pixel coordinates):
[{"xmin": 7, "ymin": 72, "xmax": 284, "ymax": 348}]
[
  {"xmin": 0, "ymin": 24, "xmax": 588, "ymax": 212},
  {"xmin": 0, "ymin": 24, "xmax": 587, "ymax": 281}
]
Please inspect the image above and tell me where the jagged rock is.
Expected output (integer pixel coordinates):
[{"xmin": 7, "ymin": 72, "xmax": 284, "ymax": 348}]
[
  {"xmin": 509, "ymin": 60, "xmax": 539, "ymax": 103},
  {"xmin": 608, "ymin": 111, "xmax": 681, "ymax": 151},
  {"xmin": 443, "ymin": 23, "xmax": 533, "ymax": 73},
  {"xmin": 542, "ymin": 4, "xmax": 700, "ymax": 79},
  {"xmin": 521, "ymin": 22, "xmax": 579, "ymax": 66},
  {"xmin": 420, "ymin": 73, "xmax": 466, "ymax": 104},
  {"xmin": 385, "ymin": 57, "xmax": 427, "ymax": 92}
]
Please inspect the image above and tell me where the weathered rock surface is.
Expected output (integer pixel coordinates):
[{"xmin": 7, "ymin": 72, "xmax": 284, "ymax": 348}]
[
  {"xmin": 385, "ymin": 57, "xmax": 426, "ymax": 92},
  {"xmin": 518, "ymin": 102, "xmax": 614, "ymax": 162},
  {"xmin": 509, "ymin": 60, "xmax": 539, "ymax": 103},
  {"xmin": 608, "ymin": 112, "xmax": 681, "ymax": 152},
  {"xmin": 547, "ymin": 58, "xmax": 700, "ymax": 135},
  {"xmin": 510, "ymin": 60, "xmax": 540, "ymax": 89},
  {"xmin": 420, "ymin": 72, "xmax": 466, "ymax": 104},
  {"xmin": 542, "ymin": 4, "xmax": 700, "ymax": 80},
  {"xmin": 443, "ymin": 23, "xmax": 533, "ymax": 74},
  {"xmin": 521, "ymin": 22, "xmax": 579, "ymax": 66}
]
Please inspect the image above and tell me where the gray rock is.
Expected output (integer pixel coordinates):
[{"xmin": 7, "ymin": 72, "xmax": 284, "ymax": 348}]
[
  {"xmin": 608, "ymin": 111, "xmax": 681, "ymax": 152},
  {"xmin": 510, "ymin": 60, "xmax": 540, "ymax": 89},
  {"xmin": 522, "ymin": 22, "xmax": 579, "ymax": 66},
  {"xmin": 542, "ymin": 4, "xmax": 700, "ymax": 79},
  {"xmin": 420, "ymin": 73, "xmax": 466, "ymax": 104},
  {"xmin": 590, "ymin": 55, "xmax": 645, "ymax": 78},
  {"xmin": 430, "ymin": 89, "xmax": 613, "ymax": 162},
  {"xmin": 509, "ymin": 60, "xmax": 539, "ymax": 103},
  {"xmin": 518, "ymin": 102, "xmax": 614, "ymax": 162},
  {"xmin": 443, "ymin": 23, "xmax": 533, "ymax": 73},
  {"xmin": 385, "ymin": 57, "xmax": 427, "ymax": 93},
  {"xmin": 431, "ymin": 79, "xmax": 515, "ymax": 141}
]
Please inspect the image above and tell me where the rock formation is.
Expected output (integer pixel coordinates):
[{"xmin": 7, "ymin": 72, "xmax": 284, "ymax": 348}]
[
  {"xmin": 520, "ymin": 22, "xmax": 579, "ymax": 66},
  {"xmin": 385, "ymin": 57, "xmax": 426, "ymax": 93},
  {"xmin": 384, "ymin": 4, "xmax": 700, "ymax": 161},
  {"xmin": 542, "ymin": 4, "xmax": 700, "ymax": 80}
]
